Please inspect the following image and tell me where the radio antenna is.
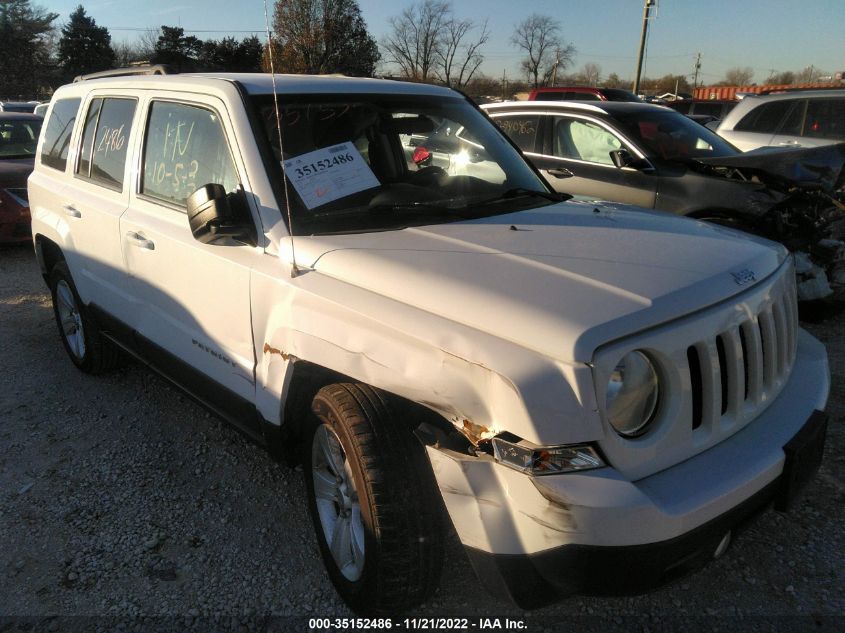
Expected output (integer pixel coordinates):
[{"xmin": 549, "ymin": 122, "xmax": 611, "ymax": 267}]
[{"xmin": 263, "ymin": 0, "xmax": 300, "ymax": 277}]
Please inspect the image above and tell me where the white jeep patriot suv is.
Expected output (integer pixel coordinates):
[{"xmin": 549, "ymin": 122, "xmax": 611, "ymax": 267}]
[{"xmin": 29, "ymin": 71, "xmax": 829, "ymax": 614}]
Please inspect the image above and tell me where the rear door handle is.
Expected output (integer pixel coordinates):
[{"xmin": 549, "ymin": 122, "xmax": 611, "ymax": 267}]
[
  {"xmin": 546, "ymin": 167, "xmax": 574, "ymax": 179},
  {"xmin": 125, "ymin": 231, "xmax": 155, "ymax": 251},
  {"xmin": 778, "ymin": 141, "xmax": 800, "ymax": 146},
  {"xmin": 63, "ymin": 205, "xmax": 81, "ymax": 218}
]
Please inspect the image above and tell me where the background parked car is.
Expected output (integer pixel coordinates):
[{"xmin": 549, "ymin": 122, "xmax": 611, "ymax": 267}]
[
  {"xmin": 0, "ymin": 112, "xmax": 42, "ymax": 243},
  {"xmin": 484, "ymin": 100, "xmax": 845, "ymax": 301},
  {"xmin": 717, "ymin": 89, "xmax": 845, "ymax": 151},
  {"xmin": 528, "ymin": 86, "xmax": 641, "ymax": 102},
  {"xmin": 668, "ymin": 98, "xmax": 737, "ymax": 121},
  {"xmin": 0, "ymin": 101, "xmax": 38, "ymax": 113}
]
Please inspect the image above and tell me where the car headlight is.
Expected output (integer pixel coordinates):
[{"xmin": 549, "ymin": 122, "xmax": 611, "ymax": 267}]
[
  {"xmin": 491, "ymin": 436, "xmax": 604, "ymax": 475},
  {"xmin": 606, "ymin": 350, "xmax": 659, "ymax": 437}
]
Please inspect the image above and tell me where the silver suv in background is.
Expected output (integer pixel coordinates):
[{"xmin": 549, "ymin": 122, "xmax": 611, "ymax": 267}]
[{"xmin": 717, "ymin": 89, "xmax": 845, "ymax": 151}]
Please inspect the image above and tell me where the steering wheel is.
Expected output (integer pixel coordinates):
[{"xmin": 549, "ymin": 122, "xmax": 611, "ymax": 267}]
[{"xmin": 408, "ymin": 165, "xmax": 447, "ymax": 186}]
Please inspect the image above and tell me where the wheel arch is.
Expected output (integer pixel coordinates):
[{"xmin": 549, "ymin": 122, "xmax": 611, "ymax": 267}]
[{"xmin": 34, "ymin": 234, "xmax": 66, "ymax": 284}]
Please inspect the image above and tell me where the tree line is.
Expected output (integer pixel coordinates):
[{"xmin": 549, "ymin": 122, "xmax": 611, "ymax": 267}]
[{"xmin": 0, "ymin": 0, "xmax": 833, "ymax": 102}]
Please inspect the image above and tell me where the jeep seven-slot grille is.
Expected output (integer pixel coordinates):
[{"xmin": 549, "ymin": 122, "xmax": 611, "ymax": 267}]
[{"xmin": 686, "ymin": 285, "xmax": 798, "ymax": 431}]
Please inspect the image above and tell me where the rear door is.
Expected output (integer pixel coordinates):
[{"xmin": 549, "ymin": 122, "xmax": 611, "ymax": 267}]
[
  {"xmin": 120, "ymin": 95, "xmax": 259, "ymax": 416},
  {"xmin": 771, "ymin": 97, "xmax": 845, "ymax": 148},
  {"xmin": 62, "ymin": 94, "xmax": 139, "ymax": 323},
  {"xmin": 724, "ymin": 99, "xmax": 798, "ymax": 150}
]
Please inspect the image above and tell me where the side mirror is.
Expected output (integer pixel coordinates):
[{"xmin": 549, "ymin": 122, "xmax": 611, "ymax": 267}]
[
  {"xmin": 187, "ymin": 184, "xmax": 256, "ymax": 246},
  {"xmin": 609, "ymin": 149, "xmax": 651, "ymax": 171}
]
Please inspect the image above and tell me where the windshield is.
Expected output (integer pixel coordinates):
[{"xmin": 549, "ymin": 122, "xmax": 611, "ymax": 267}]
[
  {"xmin": 253, "ymin": 94, "xmax": 554, "ymax": 235},
  {"xmin": 614, "ymin": 109, "xmax": 738, "ymax": 160},
  {"xmin": 0, "ymin": 118, "xmax": 41, "ymax": 159}
]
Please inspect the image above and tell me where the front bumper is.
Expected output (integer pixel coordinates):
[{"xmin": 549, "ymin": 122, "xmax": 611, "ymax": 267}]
[{"xmin": 425, "ymin": 329, "xmax": 829, "ymax": 607}]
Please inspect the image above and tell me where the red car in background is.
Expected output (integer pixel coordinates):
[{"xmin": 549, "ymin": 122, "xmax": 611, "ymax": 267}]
[{"xmin": 0, "ymin": 113, "xmax": 42, "ymax": 243}]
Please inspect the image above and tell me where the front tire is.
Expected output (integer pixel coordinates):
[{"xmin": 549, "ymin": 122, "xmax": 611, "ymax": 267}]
[
  {"xmin": 304, "ymin": 383, "xmax": 444, "ymax": 615},
  {"xmin": 49, "ymin": 262, "xmax": 121, "ymax": 374}
]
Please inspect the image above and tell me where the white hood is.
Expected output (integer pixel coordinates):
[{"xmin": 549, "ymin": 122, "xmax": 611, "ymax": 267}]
[{"xmin": 292, "ymin": 201, "xmax": 787, "ymax": 361}]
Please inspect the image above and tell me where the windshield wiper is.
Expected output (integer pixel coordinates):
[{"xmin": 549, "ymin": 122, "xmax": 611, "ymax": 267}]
[{"xmin": 471, "ymin": 187, "xmax": 570, "ymax": 206}]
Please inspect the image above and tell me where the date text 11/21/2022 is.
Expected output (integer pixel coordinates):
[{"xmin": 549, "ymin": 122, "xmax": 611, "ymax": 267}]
[{"xmin": 308, "ymin": 618, "xmax": 528, "ymax": 630}]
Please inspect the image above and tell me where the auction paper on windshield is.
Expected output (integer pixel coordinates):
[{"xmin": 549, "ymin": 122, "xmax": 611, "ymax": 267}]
[{"xmin": 284, "ymin": 142, "xmax": 380, "ymax": 209}]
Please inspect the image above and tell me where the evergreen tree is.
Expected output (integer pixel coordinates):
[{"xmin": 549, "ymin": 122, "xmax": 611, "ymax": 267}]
[
  {"xmin": 57, "ymin": 6, "xmax": 115, "ymax": 82},
  {"xmin": 151, "ymin": 26, "xmax": 202, "ymax": 72},
  {"xmin": 0, "ymin": 0, "xmax": 57, "ymax": 98}
]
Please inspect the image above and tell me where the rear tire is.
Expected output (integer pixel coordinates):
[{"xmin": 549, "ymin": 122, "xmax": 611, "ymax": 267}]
[
  {"xmin": 304, "ymin": 383, "xmax": 444, "ymax": 615},
  {"xmin": 49, "ymin": 262, "xmax": 121, "ymax": 374}
]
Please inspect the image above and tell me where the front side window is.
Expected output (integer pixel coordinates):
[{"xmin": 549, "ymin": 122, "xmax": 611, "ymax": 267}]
[
  {"xmin": 615, "ymin": 110, "xmax": 738, "ymax": 160},
  {"xmin": 76, "ymin": 97, "xmax": 136, "ymax": 189},
  {"xmin": 554, "ymin": 117, "xmax": 622, "ymax": 165},
  {"xmin": 735, "ymin": 100, "xmax": 795, "ymax": 133},
  {"xmin": 253, "ymin": 93, "xmax": 551, "ymax": 235},
  {"xmin": 492, "ymin": 115, "xmax": 540, "ymax": 152},
  {"xmin": 141, "ymin": 101, "xmax": 239, "ymax": 207},
  {"xmin": 40, "ymin": 98, "xmax": 79, "ymax": 170}
]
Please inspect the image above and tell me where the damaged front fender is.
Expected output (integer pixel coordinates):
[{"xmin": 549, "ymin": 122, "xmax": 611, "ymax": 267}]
[{"xmin": 249, "ymin": 261, "xmax": 602, "ymax": 447}]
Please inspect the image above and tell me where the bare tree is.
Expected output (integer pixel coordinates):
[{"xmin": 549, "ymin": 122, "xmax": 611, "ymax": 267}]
[
  {"xmin": 435, "ymin": 17, "xmax": 489, "ymax": 88},
  {"xmin": 382, "ymin": 0, "xmax": 450, "ymax": 81},
  {"xmin": 511, "ymin": 14, "xmax": 574, "ymax": 88},
  {"xmin": 795, "ymin": 65, "xmax": 821, "ymax": 83},
  {"xmin": 576, "ymin": 62, "xmax": 601, "ymax": 86},
  {"xmin": 603, "ymin": 72, "xmax": 627, "ymax": 88},
  {"xmin": 724, "ymin": 66, "xmax": 754, "ymax": 86},
  {"xmin": 136, "ymin": 28, "xmax": 161, "ymax": 61},
  {"xmin": 768, "ymin": 70, "xmax": 795, "ymax": 85}
]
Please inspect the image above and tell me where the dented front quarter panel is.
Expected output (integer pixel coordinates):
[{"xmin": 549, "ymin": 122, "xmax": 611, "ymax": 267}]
[{"xmin": 249, "ymin": 243, "xmax": 601, "ymax": 447}]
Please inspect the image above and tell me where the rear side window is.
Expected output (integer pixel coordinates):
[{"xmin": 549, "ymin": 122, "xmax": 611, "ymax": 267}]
[
  {"xmin": 40, "ymin": 98, "xmax": 80, "ymax": 171},
  {"xmin": 493, "ymin": 115, "xmax": 540, "ymax": 152},
  {"xmin": 735, "ymin": 100, "xmax": 795, "ymax": 133},
  {"xmin": 141, "ymin": 101, "xmax": 239, "ymax": 207},
  {"xmin": 803, "ymin": 98, "xmax": 845, "ymax": 139},
  {"xmin": 76, "ymin": 97, "xmax": 137, "ymax": 190}
]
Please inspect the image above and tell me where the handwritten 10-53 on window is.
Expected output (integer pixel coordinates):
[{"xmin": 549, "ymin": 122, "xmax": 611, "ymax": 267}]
[{"xmin": 142, "ymin": 102, "xmax": 239, "ymax": 207}]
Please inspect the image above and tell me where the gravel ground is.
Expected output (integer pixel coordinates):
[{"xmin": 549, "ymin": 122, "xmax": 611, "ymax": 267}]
[{"xmin": 1, "ymin": 243, "xmax": 843, "ymax": 631}]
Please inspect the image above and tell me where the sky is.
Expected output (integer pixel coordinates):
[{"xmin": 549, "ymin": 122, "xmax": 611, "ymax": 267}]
[{"xmin": 43, "ymin": 0, "xmax": 844, "ymax": 85}]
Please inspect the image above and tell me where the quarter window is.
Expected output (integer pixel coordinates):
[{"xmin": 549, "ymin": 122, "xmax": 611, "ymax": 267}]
[
  {"xmin": 141, "ymin": 101, "xmax": 239, "ymax": 207},
  {"xmin": 40, "ymin": 98, "xmax": 80, "ymax": 171},
  {"xmin": 493, "ymin": 115, "xmax": 540, "ymax": 152},
  {"xmin": 76, "ymin": 97, "xmax": 136, "ymax": 189}
]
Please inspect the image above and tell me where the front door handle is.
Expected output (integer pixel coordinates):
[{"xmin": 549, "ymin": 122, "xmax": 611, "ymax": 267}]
[
  {"xmin": 63, "ymin": 205, "xmax": 81, "ymax": 218},
  {"xmin": 125, "ymin": 231, "xmax": 155, "ymax": 251},
  {"xmin": 778, "ymin": 140, "xmax": 800, "ymax": 146},
  {"xmin": 546, "ymin": 167, "xmax": 574, "ymax": 179}
]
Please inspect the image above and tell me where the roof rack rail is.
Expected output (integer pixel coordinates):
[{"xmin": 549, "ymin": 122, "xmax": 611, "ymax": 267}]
[
  {"xmin": 757, "ymin": 85, "xmax": 844, "ymax": 95},
  {"xmin": 73, "ymin": 65, "xmax": 173, "ymax": 83}
]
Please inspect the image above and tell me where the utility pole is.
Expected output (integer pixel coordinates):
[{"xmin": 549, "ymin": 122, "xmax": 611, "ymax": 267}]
[
  {"xmin": 692, "ymin": 52, "xmax": 701, "ymax": 90},
  {"xmin": 632, "ymin": 0, "xmax": 656, "ymax": 95},
  {"xmin": 551, "ymin": 49, "xmax": 561, "ymax": 86},
  {"xmin": 501, "ymin": 69, "xmax": 507, "ymax": 100}
]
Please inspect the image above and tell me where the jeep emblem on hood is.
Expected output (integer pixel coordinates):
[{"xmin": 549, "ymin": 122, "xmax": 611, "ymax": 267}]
[{"xmin": 731, "ymin": 269, "xmax": 756, "ymax": 286}]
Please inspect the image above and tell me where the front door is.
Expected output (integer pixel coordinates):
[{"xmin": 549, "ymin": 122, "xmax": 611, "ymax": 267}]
[
  {"xmin": 534, "ymin": 114, "xmax": 657, "ymax": 209},
  {"xmin": 120, "ymin": 96, "xmax": 258, "ymax": 418}
]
